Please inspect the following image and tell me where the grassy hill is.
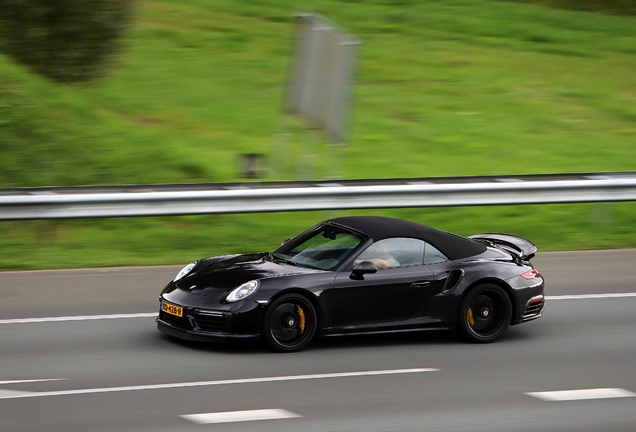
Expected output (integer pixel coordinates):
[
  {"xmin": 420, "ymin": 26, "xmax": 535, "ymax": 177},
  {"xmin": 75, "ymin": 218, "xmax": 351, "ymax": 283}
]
[{"xmin": 1, "ymin": 0, "xmax": 635, "ymax": 270}]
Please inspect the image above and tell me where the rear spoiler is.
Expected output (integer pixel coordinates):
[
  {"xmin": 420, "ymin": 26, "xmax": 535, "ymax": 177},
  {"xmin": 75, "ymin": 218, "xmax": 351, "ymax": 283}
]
[{"xmin": 468, "ymin": 233, "xmax": 537, "ymax": 261}]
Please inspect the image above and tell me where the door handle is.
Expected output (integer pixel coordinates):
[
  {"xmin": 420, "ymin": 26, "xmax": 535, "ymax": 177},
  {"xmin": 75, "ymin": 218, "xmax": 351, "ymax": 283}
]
[{"xmin": 410, "ymin": 281, "xmax": 431, "ymax": 288}]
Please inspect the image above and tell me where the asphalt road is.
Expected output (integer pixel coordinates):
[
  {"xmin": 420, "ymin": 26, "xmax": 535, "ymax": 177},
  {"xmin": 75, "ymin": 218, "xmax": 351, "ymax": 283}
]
[{"xmin": 1, "ymin": 250, "xmax": 636, "ymax": 432}]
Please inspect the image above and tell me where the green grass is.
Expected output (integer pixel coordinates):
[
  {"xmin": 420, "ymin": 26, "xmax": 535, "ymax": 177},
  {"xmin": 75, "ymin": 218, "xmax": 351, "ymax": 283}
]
[
  {"xmin": 507, "ymin": 0, "xmax": 636, "ymax": 15},
  {"xmin": 1, "ymin": 0, "xmax": 636, "ymax": 270}
]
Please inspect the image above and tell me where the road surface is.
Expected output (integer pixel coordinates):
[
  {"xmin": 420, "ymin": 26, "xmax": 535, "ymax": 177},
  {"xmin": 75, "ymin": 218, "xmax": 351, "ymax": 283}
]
[{"xmin": 1, "ymin": 250, "xmax": 635, "ymax": 431}]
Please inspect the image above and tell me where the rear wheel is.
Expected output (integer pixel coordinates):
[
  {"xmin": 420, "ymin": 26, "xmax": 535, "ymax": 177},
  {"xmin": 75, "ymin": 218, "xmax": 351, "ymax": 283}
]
[
  {"xmin": 458, "ymin": 284, "xmax": 512, "ymax": 343},
  {"xmin": 262, "ymin": 293, "xmax": 317, "ymax": 352}
]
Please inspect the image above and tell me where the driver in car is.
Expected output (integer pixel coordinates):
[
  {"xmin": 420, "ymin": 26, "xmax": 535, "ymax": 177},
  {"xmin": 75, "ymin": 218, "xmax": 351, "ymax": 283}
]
[{"xmin": 356, "ymin": 243, "xmax": 400, "ymax": 269}]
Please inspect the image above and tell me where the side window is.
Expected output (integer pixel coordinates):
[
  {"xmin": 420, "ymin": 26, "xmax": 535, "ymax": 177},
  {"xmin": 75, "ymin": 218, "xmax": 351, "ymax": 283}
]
[
  {"xmin": 424, "ymin": 243, "xmax": 448, "ymax": 264},
  {"xmin": 356, "ymin": 238, "xmax": 425, "ymax": 269}
]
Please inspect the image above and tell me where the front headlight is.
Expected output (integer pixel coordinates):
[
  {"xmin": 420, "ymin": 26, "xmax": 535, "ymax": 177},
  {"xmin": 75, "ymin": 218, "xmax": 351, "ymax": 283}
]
[
  {"xmin": 174, "ymin": 262, "xmax": 197, "ymax": 282},
  {"xmin": 226, "ymin": 280, "xmax": 260, "ymax": 303}
]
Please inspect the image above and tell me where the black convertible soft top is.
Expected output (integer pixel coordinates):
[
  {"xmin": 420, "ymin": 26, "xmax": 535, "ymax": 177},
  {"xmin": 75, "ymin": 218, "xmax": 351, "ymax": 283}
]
[{"xmin": 327, "ymin": 216, "xmax": 486, "ymax": 261}]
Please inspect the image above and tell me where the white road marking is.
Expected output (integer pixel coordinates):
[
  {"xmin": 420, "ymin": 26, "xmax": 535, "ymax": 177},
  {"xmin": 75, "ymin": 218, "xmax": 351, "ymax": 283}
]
[
  {"xmin": 181, "ymin": 409, "xmax": 301, "ymax": 424},
  {"xmin": 526, "ymin": 388, "xmax": 636, "ymax": 401},
  {"xmin": 0, "ymin": 313, "xmax": 157, "ymax": 324},
  {"xmin": 2, "ymin": 293, "xmax": 634, "ymax": 325},
  {"xmin": 546, "ymin": 293, "xmax": 636, "ymax": 300},
  {"xmin": 0, "ymin": 368, "xmax": 439, "ymax": 400},
  {"xmin": 0, "ymin": 390, "xmax": 38, "ymax": 399},
  {"xmin": 0, "ymin": 379, "xmax": 66, "ymax": 385}
]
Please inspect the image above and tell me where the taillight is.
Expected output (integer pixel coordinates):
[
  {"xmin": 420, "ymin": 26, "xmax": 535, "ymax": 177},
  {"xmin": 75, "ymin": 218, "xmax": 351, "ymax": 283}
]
[{"xmin": 520, "ymin": 268, "xmax": 538, "ymax": 279}]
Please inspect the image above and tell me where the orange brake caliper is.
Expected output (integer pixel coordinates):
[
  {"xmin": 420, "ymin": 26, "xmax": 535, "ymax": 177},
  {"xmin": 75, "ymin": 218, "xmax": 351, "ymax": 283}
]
[
  {"xmin": 296, "ymin": 305, "xmax": 306, "ymax": 334},
  {"xmin": 467, "ymin": 307, "xmax": 475, "ymax": 327}
]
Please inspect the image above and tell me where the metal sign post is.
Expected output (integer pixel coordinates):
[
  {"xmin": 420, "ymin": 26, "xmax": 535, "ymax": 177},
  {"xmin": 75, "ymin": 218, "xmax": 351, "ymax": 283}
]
[{"xmin": 271, "ymin": 13, "xmax": 362, "ymax": 180}]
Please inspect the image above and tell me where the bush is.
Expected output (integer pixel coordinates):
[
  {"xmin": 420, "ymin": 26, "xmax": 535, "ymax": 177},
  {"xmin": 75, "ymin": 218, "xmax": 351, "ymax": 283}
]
[{"xmin": 0, "ymin": 0, "xmax": 135, "ymax": 83}]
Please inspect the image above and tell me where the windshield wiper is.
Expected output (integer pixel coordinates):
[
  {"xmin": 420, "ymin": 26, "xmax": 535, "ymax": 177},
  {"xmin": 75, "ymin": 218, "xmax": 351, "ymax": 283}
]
[
  {"xmin": 286, "ymin": 260, "xmax": 313, "ymax": 269},
  {"xmin": 269, "ymin": 252, "xmax": 290, "ymax": 263},
  {"xmin": 269, "ymin": 252, "xmax": 316, "ymax": 269}
]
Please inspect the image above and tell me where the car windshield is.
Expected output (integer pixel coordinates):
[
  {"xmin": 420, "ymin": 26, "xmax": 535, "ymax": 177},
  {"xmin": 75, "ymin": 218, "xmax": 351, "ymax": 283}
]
[{"xmin": 271, "ymin": 225, "xmax": 365, "ymax": 270}]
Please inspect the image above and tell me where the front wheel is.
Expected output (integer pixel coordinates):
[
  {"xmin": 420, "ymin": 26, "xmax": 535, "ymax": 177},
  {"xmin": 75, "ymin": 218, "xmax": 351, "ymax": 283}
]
[
  {"xmin": 458, "ymin": 284, "xmax": 512, "ymax": 343},
  {"xmin": 262, "ymin": 293, "xmax": 317, "ymax": 352}
]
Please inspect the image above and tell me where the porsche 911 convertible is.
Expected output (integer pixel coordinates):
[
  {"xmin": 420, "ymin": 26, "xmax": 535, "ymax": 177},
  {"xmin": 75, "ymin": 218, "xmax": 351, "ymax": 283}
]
[{"xmin": 157, "ymin": 216, "xmax": 545, "ymax": 352}]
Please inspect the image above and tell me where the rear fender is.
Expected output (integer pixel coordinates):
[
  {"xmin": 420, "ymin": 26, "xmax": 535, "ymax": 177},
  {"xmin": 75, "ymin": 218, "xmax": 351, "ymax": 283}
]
[{"xmin": 459, "ymin": 278, "xmax": 518, "ymax": 326}]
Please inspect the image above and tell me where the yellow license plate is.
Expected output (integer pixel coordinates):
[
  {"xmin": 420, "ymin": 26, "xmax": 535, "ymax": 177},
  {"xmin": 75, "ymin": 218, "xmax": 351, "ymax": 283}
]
[{"xmin": 162, "ymin": 301, "xmax": 183, "ymax": 317}]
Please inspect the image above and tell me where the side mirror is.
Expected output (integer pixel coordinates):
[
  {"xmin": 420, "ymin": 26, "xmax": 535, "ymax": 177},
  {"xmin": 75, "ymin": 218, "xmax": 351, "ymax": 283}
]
[{"xmin": 351, "ymin": 261, "xmax": 378, "ymax": 280}]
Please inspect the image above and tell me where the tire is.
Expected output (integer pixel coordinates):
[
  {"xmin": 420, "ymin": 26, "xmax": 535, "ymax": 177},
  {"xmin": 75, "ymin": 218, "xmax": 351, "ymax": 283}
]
[
  {"xmin": 262, "ymin": 293, "xmax": 317, "ymax": 352},
  {"xmin": 457, "ymin": 283, "xmax": 512, "ymax": 343}
]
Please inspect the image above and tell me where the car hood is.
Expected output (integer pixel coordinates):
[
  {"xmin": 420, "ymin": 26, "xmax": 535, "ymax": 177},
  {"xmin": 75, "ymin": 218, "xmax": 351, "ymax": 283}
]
[{"xmin": 174, "ymin": 252, "xmax": 321, "ymax": 295}]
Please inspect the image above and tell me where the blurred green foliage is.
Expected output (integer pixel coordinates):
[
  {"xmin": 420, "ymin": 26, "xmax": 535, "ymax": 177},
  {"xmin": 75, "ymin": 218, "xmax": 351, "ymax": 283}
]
[
  {"xmin": 0, "ymin": 0, "xmax": 635, "ymax": 269},
  {"xmin": 0, "ymin": 0, "xmax": 134, "ymax": 82}
]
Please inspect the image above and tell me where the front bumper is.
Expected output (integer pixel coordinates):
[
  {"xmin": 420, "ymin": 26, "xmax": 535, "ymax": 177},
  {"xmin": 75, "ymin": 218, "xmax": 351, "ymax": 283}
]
[
  {"xmin": 157, "ymin": 318, "xmax": 259, "ymax": 342},
  {"xmin": 156, "ymin": 298, "xmax": 263, "ymax": 342}
]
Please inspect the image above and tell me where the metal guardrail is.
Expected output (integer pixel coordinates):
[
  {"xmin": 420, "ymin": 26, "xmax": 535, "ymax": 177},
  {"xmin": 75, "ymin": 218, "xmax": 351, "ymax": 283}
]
[{"xmin": 1, "ymin": 172, "xmax": 636, "ymax": 220}]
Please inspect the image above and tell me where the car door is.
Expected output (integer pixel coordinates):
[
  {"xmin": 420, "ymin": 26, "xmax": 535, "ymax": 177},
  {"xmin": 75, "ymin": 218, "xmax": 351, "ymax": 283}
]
[{"xmin": 331, "ymin": 238, "xmax": 435, "ymax": 327}]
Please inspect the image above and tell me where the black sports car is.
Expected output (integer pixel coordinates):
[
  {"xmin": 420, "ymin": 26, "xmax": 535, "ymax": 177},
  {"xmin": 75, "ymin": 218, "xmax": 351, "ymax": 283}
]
[{"xmin": 157, "ymin": 216, "xmax": 545, "ymax": 352}]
